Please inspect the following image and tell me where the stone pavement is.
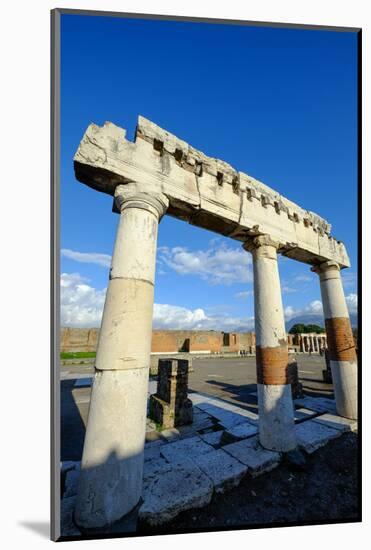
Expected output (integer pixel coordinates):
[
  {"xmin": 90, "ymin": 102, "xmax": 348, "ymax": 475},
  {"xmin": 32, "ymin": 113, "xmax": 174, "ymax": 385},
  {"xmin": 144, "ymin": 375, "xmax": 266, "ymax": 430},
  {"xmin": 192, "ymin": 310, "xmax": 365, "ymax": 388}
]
[{"xmin": 60, "ymin": 388, "xmax": 357, "ymax": 536}]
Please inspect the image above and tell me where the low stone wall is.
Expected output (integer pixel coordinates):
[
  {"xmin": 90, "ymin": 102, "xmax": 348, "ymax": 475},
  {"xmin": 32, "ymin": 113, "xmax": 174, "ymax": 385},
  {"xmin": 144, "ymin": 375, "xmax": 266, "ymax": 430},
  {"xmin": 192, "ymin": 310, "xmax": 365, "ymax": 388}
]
[{"xmin": 60, "ymin": 328, "xmax": 256, "ymax": 354}]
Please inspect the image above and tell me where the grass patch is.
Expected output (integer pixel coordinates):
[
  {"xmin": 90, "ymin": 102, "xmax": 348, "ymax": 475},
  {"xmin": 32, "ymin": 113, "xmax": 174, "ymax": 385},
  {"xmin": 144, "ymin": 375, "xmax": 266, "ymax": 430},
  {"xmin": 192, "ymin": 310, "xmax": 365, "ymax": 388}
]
[{"xmin": 60, "ymin": 351, "xmax": 96, "ymax": 360}]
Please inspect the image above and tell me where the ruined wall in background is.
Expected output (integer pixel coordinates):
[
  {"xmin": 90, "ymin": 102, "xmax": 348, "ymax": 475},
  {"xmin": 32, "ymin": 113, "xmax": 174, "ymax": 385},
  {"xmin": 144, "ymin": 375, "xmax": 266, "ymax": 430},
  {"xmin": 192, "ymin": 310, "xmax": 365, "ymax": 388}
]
[
  {"xmin": 61, "ymin": 328, "xmax": 99, "ymax": 352},
  {"xmin": 60, "ymin": 328, "xmax": 258, "ymax": 353}
]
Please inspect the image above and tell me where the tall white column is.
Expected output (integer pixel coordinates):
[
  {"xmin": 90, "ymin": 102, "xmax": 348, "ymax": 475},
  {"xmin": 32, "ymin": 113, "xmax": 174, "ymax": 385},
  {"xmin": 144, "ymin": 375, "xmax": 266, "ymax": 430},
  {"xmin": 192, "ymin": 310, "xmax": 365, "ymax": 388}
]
[
  {"xmin": 244, "ymin": 236, "xmax": 296, "ymax": 452},
  {"xmin": 75, "ymin": 184, "xmax": 169, "ymax": 529},
  {"xmin": 312, "ymin": 261, "xmax": 357, "ymax": 419}
]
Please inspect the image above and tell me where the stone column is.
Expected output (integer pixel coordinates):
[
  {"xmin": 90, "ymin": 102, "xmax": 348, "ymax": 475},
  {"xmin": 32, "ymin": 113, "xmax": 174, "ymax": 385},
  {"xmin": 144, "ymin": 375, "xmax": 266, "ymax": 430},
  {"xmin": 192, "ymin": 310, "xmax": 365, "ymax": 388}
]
[
  {"xmin": 244, "ymin": 236, "xmax": 296, "ymax": 452},
  {"xmin": 75, "ymin": 184, "xmax": 169, "ymax": 529},
  {"xmin": 312, "ymin": 261, "xmax": 357, "ymax": 419},
  {"xmin": 299, "ymin": 335, "xmax": 304, "ymax": 353}
]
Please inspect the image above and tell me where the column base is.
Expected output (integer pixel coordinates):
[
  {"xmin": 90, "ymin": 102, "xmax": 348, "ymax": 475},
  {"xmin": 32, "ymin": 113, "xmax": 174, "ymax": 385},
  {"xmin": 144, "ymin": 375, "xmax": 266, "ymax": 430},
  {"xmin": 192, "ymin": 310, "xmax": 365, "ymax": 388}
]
[
  {"xmin": 257, "ymin": 384, "xmax": 297, "ymax": 452},
  {"xmin": 330, "ymin": 360, "xmax": 358, "ymax": 420},
  {"xmin": 74, "ymin": 368, "xmax": 149, "ymax": 529}
]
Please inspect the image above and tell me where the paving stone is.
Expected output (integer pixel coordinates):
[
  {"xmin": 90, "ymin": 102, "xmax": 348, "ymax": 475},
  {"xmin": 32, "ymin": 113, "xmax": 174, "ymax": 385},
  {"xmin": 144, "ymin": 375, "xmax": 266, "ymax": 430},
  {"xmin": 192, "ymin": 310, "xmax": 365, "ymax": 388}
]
[
  {"xmin": 60, "ymin": 496, "xmax": 81, "ymax": 536},
  {"xmin": 224, "ymin": 422, "xmax": 258, "ymax": 440},
  {"xmin": 144, "ymin": 444, "xmax": 163, "ymax": 462},
  {"xmin": 199, "ymin": 430, "xmax": 225, "ymax": 447},
  {"xmin": 194, "ymin": 448, "xmax": 248, "ymax": 493},
  {"xmin": 223, "ymin": 436, "xmax": 281, "ymax": 477},
  {"xmin": 73, "ymin": 377, "xmax": 92, "ymax": 388},
  {"xmin": 145, "ymin": 438, "xmax": 165, "ymax": 448},
  {"xmin": 312, "ymin": 413, "xmax": 357, "ymax": 433},
  {"xmin": 294, "ymin": 396, "xmax": 337, "ymax": 414},
  {"xmin": 192, "ymin": 418, "xmax": 216, "ymax": 432},
  {"xmin": 139, "ymin": 461, "xmax": 213, "ymax": 525},
  {"xmin": 142, "ymin": 457, "xmax": 172, "ymax": 491},
  {"xmin": 61, "ymin": 461, "xmax": 80, "ymax": 475},
  {"xmin": 64, "ymin": 468, "xmax": 80, "ymax": 498},
  {"xmin": 227, "ymin": 407, "xmax": 259, "ymax": 425},
  {"xmin": 160, "ymin": 435, "xmax": 214, "ymax": 463},
  {"xmin": 295, "ymin": 419, "xmax": 341, "ymax": 453},
  {"xmin": 216, "ymin": 410, "xmax": 250, "ymax": 429},
  {"xmin": 160, "ymin": 428, "xmax": 181, "ymax": 442},
  {"xmin": 294, "ymin": 407, "xmax": 319, "ymax": 423}
]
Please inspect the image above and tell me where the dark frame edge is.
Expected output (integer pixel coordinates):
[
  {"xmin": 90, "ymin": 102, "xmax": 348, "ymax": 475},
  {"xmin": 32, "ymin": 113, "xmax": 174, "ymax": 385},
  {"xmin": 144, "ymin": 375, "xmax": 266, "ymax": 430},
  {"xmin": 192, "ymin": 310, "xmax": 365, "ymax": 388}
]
[
  {"xmin": 356, "ymin": 27, "xmax": 362, "ymax": 523},
  {"xmin": 51, "ymin": 7, "xmax": 61, "ymax": 543},
  {"xmin": 53, "ymin": 7, "xmax": 361, "ymax": 33}
]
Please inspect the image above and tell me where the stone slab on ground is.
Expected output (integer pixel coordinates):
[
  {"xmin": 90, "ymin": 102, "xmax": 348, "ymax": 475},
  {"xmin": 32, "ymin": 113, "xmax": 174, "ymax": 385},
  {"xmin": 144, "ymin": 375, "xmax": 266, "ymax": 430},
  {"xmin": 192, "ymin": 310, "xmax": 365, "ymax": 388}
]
[
  {"xmin": 139, "ymin": 460, "xmax": 213, "ymax": 526},
  {"xmin": 224, "ymin": 421, "xmax": 258, "ymax": 441},
  {"xmin": 223, "ymin": 435, "xmax": 281, "ymax": 477},
  {"xmin": 216, "ymin": 410, "xmax": 252, "ymax": 429},
  {"xmin": 144, "ymin": 444, "xmax": 163, "ymax": 462},
  {"xmin": 60, "ymin": 496, "xmax": 81, "ymax": 537},
  {"xmin": 61, "ymin": 461, "xmax": 80, "ymax": 475},
  {"xmin": 160, "ymin": 435, "xmax": 214, "ymax": 463},
  {"xmin": 193, "ymin": 448, "xmax": 248, "ymax": 493},
  {"xmin": 160, "ymin": 428, "xmax": 181, "ymax": 442},
  {"xmin": 294, "ymin": 396, "xmax": 337, "ymax": 414},
  {"xmin": 294, "ymin": 407, "xmax": 319, "ymax": 423},
  {"xmin": 142, "ymin": 457, "xmax": 173, "ymax": 491},
  {"xmin": 295, "ymin": 419, "xmax": 341, "ymax": 453},
  {"xmin": 312, "ymin": 413, "xmax": 357, "ymax": 433},
  {"xmin": 199, "ymin": 430, "xmax": 225, "ymax": 447},
  {"xmin": 73, "ymin": 377, "xmax": 92, "ymax": 388},
  {"xmin": 64, "ymin": 468, "xmax": 80, "ymax": 498}
]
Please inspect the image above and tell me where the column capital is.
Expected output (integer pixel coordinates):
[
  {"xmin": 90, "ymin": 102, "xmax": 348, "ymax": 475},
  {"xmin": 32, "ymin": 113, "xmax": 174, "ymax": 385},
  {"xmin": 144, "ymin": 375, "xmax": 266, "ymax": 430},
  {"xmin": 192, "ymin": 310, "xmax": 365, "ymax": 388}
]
[
  {"xmin": 311, "ymin": 260, "xmax": 340, "ymax": 275},
  {"xmin": 243, "ymin": 234, "xmax": 281, "ymax": 253},
  {"xmin": 114, "ymin": 183, "xmax": 169, "ymax": 220}
]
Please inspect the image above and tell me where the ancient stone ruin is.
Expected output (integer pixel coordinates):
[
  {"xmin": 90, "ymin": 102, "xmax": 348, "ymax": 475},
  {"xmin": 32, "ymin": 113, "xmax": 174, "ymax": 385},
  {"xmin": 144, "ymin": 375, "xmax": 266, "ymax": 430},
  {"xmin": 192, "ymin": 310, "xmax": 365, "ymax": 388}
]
[
  {"xmin": 149, "ymin": 358, "xmax": 193, "ymax": 429},
  {"xmin": 72, "ymin": 116, "xmax": 357, "ymax": 529}
]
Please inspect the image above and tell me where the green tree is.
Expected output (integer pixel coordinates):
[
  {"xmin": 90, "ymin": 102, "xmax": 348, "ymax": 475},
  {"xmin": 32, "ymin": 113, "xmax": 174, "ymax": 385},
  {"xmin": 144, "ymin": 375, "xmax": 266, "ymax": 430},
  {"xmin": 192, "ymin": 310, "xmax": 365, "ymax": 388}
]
[
  {"xmin": 289, "ymin": 323, "xmax": 306, "ymax": 334},
  {"xmin": 305, "ymin": 324, "xmax": 325, "ymax": 334},
  {"xmin": 289, "ymin": 323, "xmax": 325, "ymax": 334}
]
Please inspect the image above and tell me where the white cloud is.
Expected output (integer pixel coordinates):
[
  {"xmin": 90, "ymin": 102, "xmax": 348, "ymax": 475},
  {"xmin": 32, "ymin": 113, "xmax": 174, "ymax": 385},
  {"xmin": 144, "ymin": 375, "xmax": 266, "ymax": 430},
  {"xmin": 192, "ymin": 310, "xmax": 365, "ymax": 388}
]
[
  {"xmin": 158, "ymin": 244, "xmax": 252, "ymax": 285},
  {"xmin": 345, "ymin": 293, "xmax": 357, "ymax": 313},
  {"xmin": 60, "ymin": 272, "xmax": 255, "ymax": 331},
  {"xmin": 282, "ymin": 286, "xmax": 297, "ymax": 294},
  {"xmin": 341, "ymin": 271, "xmax": 357, "ymax": 289},
  {"xmin": 284, "ymin": 294, "xmax": 357, "ymax": 321},
  {"xmin": 294, "ymin": 274, "xmax": 313, "ymax": 283},
  {"xmin": 61, "ymin": 248, "xmax": 112, "ymax": 268},
  {"xmin": 234, "ymin": 290, "xmax": 254, "ymax": 299},
  {"xmin": 61, "ymin": 273, "xmax": 106, "ymax": 328},
  {"xmin": 60, "ymin": 271, "xmax": 357, "ymax": 331}
]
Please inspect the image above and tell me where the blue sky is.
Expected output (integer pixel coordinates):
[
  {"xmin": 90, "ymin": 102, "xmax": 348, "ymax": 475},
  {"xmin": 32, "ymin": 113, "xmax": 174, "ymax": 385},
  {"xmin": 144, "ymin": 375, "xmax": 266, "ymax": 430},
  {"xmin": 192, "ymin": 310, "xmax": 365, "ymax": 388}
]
[{"xmin": 60, "ymin": 14, "xmax": 358, "ymax": 330}]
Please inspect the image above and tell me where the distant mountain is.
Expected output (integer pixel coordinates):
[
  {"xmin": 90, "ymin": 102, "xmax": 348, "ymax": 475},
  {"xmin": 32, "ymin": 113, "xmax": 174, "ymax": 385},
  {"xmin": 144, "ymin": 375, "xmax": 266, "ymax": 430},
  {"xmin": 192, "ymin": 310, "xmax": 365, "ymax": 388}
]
[{"xmin": 285, "ymin": 313, "xmax": 357, "ymax": 331}]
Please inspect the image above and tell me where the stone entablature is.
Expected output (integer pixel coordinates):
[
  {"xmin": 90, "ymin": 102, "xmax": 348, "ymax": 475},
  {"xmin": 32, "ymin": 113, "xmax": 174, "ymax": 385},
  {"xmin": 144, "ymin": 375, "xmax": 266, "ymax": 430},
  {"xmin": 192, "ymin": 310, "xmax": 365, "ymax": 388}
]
[{"xmin": 74, "ymin": 117, "xmax": 349, "ymax": 269}]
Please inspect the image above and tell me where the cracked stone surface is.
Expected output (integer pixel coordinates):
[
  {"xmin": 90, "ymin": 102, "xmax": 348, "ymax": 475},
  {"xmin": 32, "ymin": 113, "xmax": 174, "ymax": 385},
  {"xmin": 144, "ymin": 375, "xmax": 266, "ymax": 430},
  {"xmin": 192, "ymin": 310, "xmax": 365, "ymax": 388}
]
[
  {"xmin": 223, "ymin": 436, "xmax": 281, "ymax": 477},
  {"xmin": 294, "ymin": 396, "xmax": 337, "ymax": 414},
  {"xmin": 139, "ymin": 460, "xmax": 213, "ymax": 526},
  {"xmin": 224, "ymin": 422, "xmax": 258, "ymax": 441},
  {"xmin": 160, "ymin": 435, "xmax": 214, "ymax": 463},
  {"xmin": 295, "ymin": 419, "xmax": 341, "ymax": 453},
  {"xmin": 60, "ymin": 496, "xmax": 81, "ymax": 537},
  {"xmin": 193, "ymin": 448, "xmax": 248, "ymax": 493},
  {"xmin": 312, "ymin": 413, "xmax": 357, "ymax": 432}
]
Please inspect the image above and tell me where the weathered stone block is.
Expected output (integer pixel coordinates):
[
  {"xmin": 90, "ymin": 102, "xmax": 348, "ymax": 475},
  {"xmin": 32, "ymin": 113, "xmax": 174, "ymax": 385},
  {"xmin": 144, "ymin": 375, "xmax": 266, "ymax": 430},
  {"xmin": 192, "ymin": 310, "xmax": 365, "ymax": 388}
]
[
  {"xmin": 139, "ymin": 461, "xmax": 213, "ymax": 526},
  {"xmin": 295, "ymin": 419, "xmax": 341, "ymax": 453},
  {"xmin": 160, "ymin": 435, "xmax": 214, "ymax": 463},
  {"xmin": 149, "ymin": 358, "xmax": 193, "ymax": 429},
  {"xmin": 194, "ymin": 448, "xmax": 248, "ymax": 493},
  {"xmin": 223, "ymin": 435, "xmax": 281, "ymax": 476}
]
